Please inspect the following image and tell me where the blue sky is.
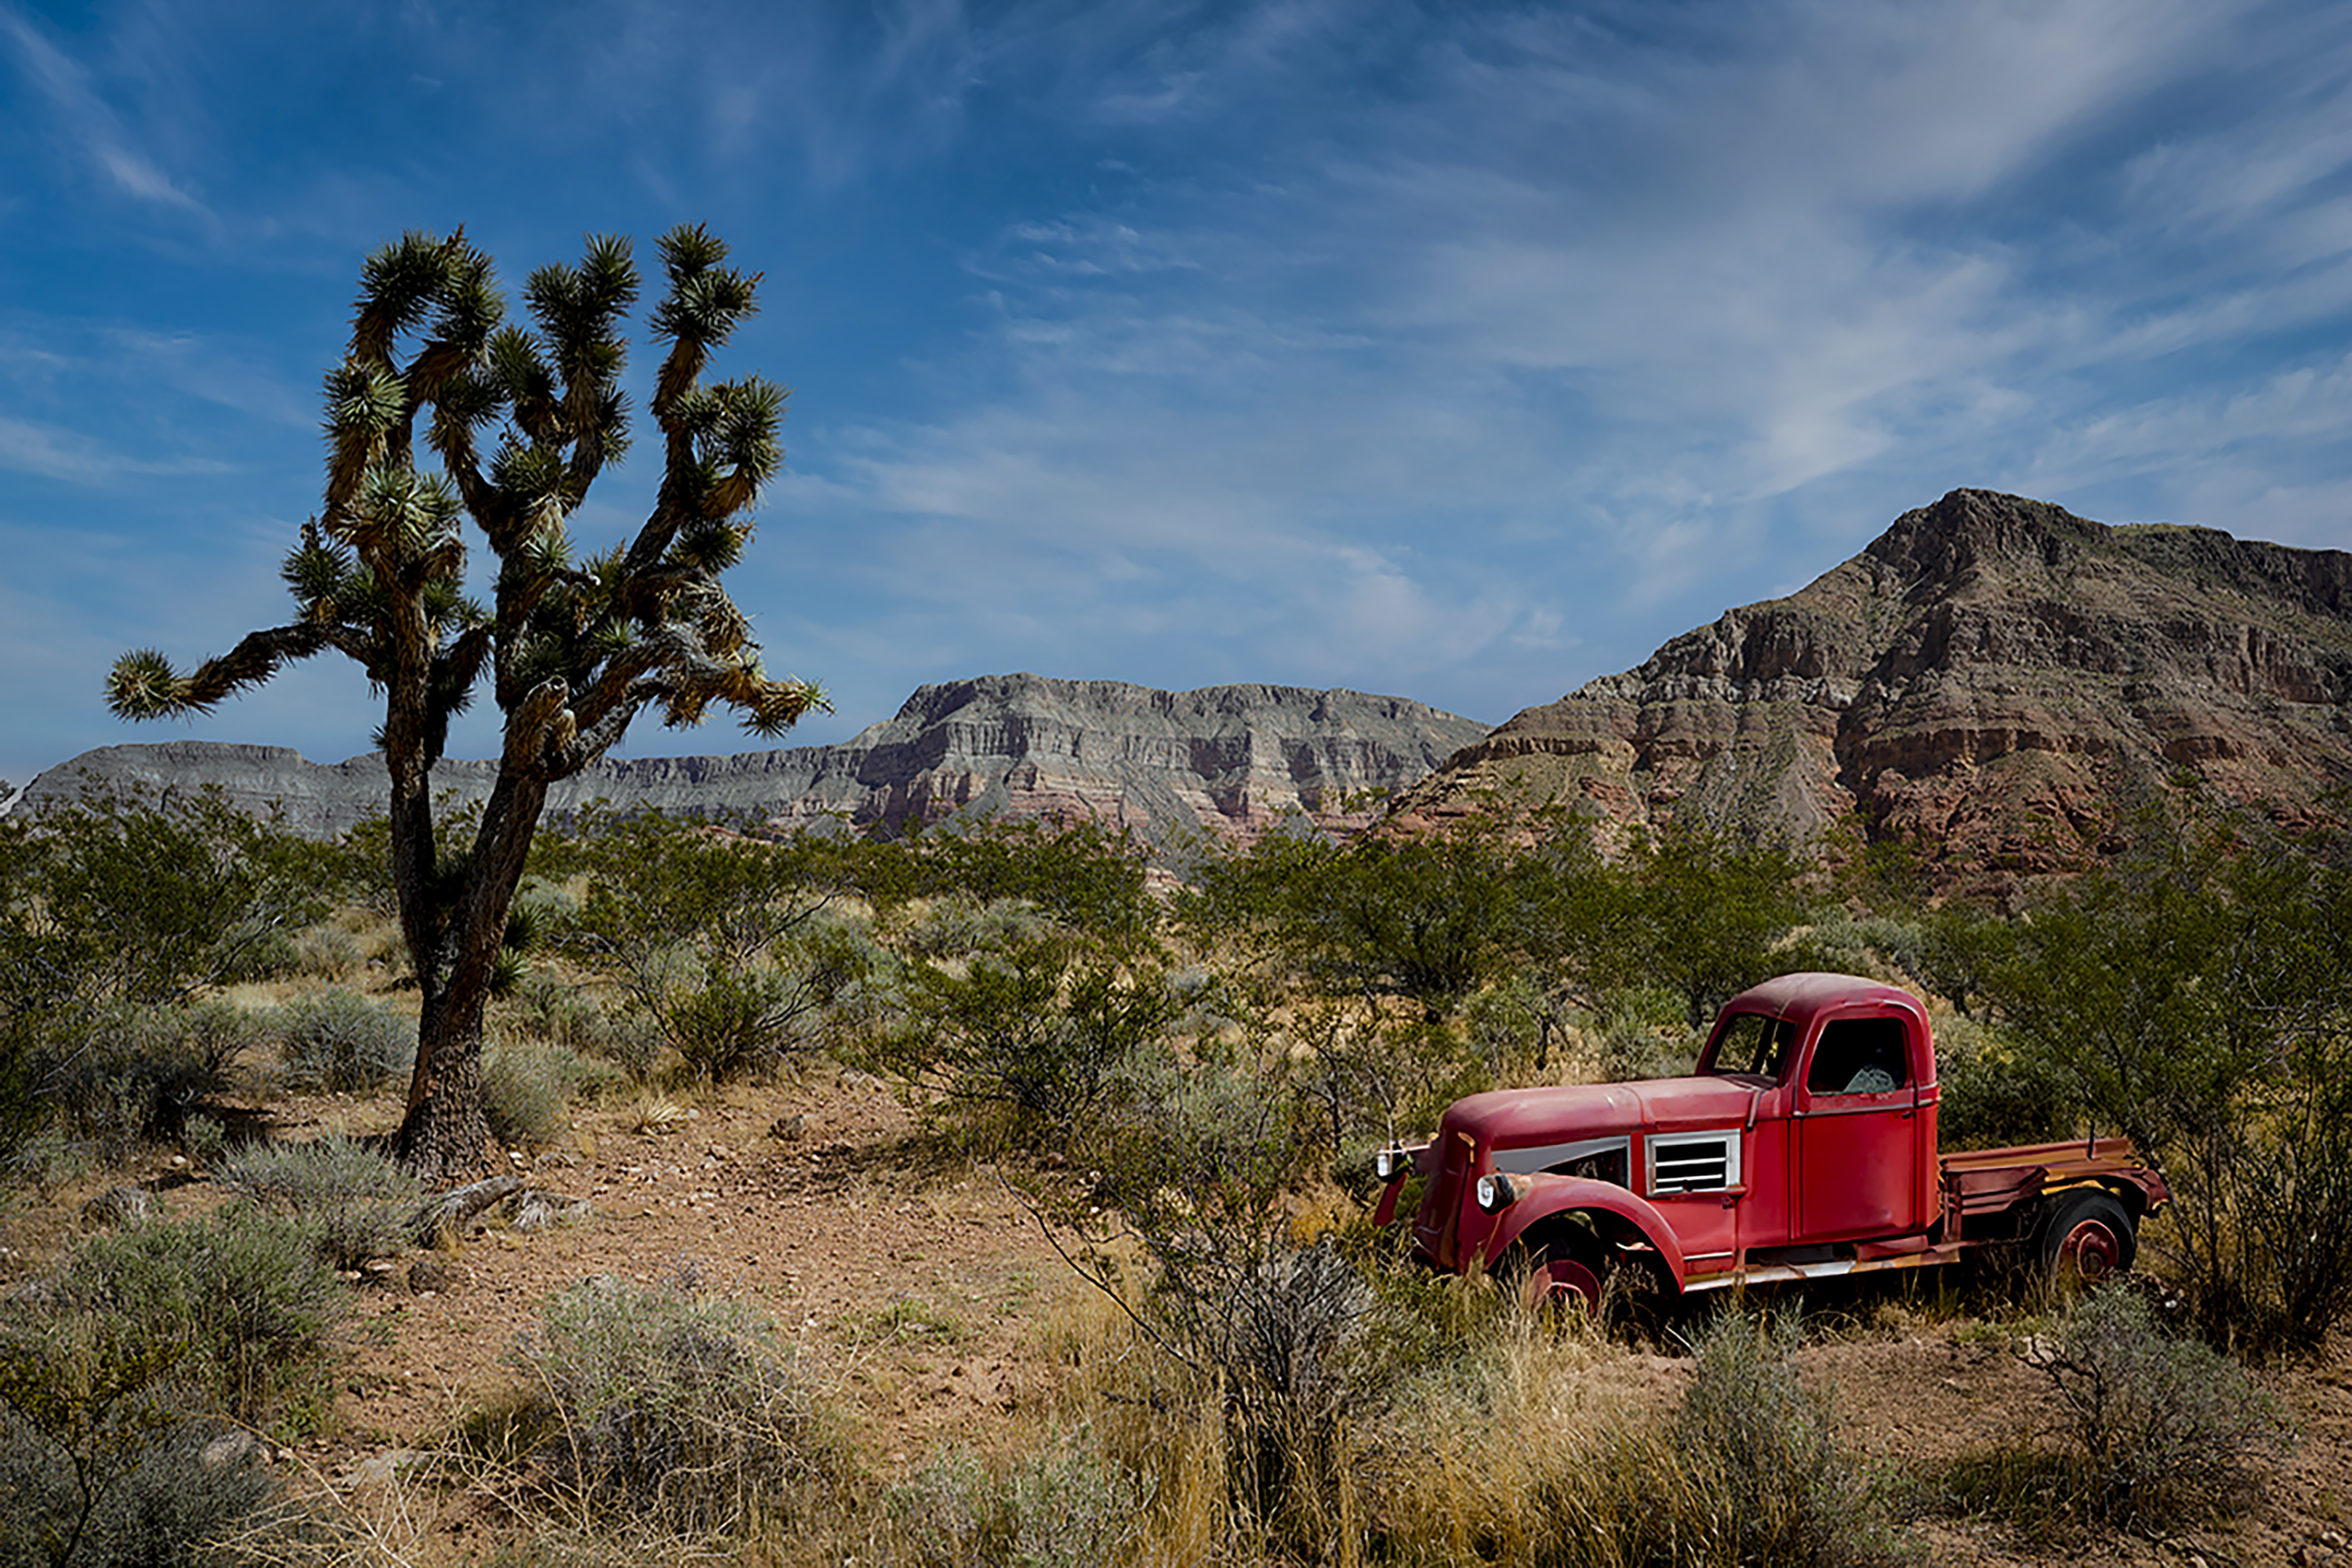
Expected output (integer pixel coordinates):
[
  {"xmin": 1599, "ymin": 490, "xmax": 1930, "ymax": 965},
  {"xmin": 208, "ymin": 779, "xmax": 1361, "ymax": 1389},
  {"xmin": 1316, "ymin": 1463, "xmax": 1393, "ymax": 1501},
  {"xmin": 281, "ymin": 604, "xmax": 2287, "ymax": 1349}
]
[{"xmin": 5, "ymin": 0, "xmax": 2352, "ymax": 791}]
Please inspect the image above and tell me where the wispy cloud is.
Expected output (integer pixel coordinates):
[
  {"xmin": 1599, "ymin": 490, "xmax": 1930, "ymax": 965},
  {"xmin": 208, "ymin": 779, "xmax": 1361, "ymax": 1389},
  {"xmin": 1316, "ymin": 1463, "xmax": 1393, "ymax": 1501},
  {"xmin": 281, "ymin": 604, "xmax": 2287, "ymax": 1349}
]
[
  {"xmin": 0, "ymin": 6, "xmax": 212, "ymax": 220},
  {"xmin": 813, "ymin": 0, "xmax": 2352, "ymax": 633},
  {"xmin": 0, "ymin": 414, "xmax": 232, "ymax": 484}
]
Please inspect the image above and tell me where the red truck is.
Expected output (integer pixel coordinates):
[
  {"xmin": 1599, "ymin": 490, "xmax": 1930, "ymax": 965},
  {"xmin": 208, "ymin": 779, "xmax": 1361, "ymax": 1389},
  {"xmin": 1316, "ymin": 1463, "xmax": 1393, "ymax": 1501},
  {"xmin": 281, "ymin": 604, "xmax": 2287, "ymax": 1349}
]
[{"xmin": 1371, "ymin": 972, "xmax": 2169, "ymax": 1307}]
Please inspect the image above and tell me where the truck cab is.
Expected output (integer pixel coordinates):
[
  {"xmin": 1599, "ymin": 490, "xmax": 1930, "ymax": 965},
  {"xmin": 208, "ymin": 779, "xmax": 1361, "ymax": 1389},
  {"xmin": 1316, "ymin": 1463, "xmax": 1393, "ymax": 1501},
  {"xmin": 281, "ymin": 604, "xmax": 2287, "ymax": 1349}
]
[
  {"xmin": 1695, "ymin": 972, "xmax": 1940, "ymax": 1251},
  {"xmin": 1374, "ymin": 972, "xmax": 2152, "ymax": 1307}
]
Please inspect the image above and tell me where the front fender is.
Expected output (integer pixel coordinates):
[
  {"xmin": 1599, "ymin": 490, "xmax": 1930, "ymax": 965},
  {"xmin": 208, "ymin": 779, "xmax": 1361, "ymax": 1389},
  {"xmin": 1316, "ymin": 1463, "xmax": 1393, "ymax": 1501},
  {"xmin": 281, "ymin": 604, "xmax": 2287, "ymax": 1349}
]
[{"xmin": 1478, "ymin": 1174, "xmax": 1690, "ymax": 1290}]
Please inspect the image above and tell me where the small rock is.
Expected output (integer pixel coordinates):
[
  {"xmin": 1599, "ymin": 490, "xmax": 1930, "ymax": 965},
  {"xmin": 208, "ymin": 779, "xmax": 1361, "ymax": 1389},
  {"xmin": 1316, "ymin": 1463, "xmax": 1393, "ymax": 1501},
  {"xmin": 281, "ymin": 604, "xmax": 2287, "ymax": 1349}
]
[
  {"xmin": 408, "ymin": 1257, "xmax": 457, "ymax": 1294},
  {"xmin": 507, "ymin": 1189, "xmax": 595, "ymax": 1232},
  {"xmin": 341, "ymin": 1448, "xmax": 425, "ymax": 1488},
  {"xmin": 201, "ymin": 1430, "xmax": 265, "ymax": 1472},
  {"xmin": 769, "ymin": 1114, "xmax": 805, "ymax": 1142}
]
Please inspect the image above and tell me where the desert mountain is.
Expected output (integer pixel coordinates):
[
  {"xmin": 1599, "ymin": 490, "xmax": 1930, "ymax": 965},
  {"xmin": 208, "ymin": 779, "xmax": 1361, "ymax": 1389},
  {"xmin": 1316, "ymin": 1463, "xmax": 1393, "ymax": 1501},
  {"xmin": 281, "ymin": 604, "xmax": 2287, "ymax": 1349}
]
[
  {"xmin": 19, "ymin": 673, "xmax": 1488, "ymax": 844},
  {"xmin": 1393, "ymin": 488, "xmax": 2352, "ymax": 890}
]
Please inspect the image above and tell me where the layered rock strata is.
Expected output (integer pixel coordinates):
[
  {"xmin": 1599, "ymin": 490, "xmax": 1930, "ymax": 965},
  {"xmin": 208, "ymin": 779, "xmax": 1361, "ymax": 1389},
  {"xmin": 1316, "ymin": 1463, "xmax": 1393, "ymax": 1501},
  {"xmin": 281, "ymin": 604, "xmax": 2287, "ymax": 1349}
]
[
  {"xmin": 22, "ymin": 675, "xmax": 1488, "ymax": 844},
  {"xmin": 1393, "ymin": 489, "xmax": 2352, "ymax": 890}
]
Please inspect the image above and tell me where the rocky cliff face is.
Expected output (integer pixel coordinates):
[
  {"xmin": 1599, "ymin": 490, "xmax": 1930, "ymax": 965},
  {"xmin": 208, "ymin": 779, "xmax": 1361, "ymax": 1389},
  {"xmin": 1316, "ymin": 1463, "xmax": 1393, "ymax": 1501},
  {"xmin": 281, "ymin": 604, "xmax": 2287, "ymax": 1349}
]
[
  {"xmin": 1393, "ymin": 490, "xmax": 2352, "ymax": 891},
  {"xmin": 21, "ymin": 675, "xmax": 1488, "ymax": 844}
]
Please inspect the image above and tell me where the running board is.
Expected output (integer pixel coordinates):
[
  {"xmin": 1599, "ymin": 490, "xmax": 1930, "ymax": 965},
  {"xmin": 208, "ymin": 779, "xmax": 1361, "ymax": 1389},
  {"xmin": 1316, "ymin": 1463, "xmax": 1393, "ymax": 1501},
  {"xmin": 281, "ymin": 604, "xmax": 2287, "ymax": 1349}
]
[{"xmin": 1682, "ymin": 1241, "xmax": 1969, "ymax": 1293}]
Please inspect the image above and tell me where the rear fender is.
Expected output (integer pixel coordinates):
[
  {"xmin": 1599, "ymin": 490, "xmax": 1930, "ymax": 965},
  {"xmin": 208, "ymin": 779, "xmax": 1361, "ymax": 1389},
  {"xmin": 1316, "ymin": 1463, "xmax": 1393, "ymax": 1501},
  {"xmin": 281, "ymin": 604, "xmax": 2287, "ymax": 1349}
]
[{"xmin": 1479, "ymin": 1174, "xmax": 1690, "ymax": 1290}]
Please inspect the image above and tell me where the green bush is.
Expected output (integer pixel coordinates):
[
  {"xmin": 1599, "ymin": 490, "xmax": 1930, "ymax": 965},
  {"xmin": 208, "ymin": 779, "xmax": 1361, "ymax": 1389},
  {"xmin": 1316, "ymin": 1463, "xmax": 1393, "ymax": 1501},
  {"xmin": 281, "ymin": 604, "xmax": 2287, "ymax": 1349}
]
[
  {"xmin": 0, "ymin": 789, "xmax": 326, "ymax": 1023},
  {"xmin": 216, "ymin": 1132, "xmax": 424, "ymax": 1268},
  {"xmin": 1929, "ymin": 1012, "xmax": 2070, "ymax": 1152},
  {"xmin": 880, "ymin": 937, "xmax": 1178, "ymax": 1152},
  {"xmin": 25, "ymin": 1206, "xmax": 345, "ymax": 1436},
  {"xmin": 1976, "ymin": 826, "xmax": 2352, "ymax": 1352},
  {"xmin": 889, "ymin": 1424, "xmax": 1153, "ymax": 1568},
  {"xmin": 290, "ymin": 923, "xmax": 364, "ymax": 980},
  {"xmin": 1512, "ymin": 1311, "xmax": 1886, "ymax": 1568},
  {"xmin": 0, "ymin": 1344, "xmax": 279, "ymax": 1568},
  {"xmin": 272, "ymin": 989, "xmax": 414, "ymax": 1094},
  {"xmin": 2031, "ymin": 1286, "xmax": 2287, "ymax": 1526},
  {"xmin": 506, "ymin": 1274, "xmax": 840, "ymax": 1538},
  {"xmin": 848, "ymin": 818, "xmax": 1154, "ymax": 949},
  {"xmin": 1667, "ymin": 1311, "xmax": 1878, "ymax": 1562},
  {"xmin": 480, "ymin": 1041, "xmax": 581, "ymax": 1149},
  {"xmin": 896, "ymin": 894, "xmax": 1055, "ymax": 959},
  {"xmin": 39, "ymin": 1000, "xmax": 262, "ymax": 1161},
  {"xmin": 561, "ymin": 815, "xmax": 874, "ymax": 1083}
]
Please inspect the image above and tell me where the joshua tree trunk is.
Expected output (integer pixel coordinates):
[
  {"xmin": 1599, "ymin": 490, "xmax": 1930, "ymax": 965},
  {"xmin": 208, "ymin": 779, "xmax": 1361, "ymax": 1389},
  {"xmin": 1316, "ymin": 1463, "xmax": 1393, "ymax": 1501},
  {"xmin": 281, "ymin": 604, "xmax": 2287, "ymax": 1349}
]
[{"xmin": 391, "ymin": 766, "xmax": 547, "ymax": 1174}]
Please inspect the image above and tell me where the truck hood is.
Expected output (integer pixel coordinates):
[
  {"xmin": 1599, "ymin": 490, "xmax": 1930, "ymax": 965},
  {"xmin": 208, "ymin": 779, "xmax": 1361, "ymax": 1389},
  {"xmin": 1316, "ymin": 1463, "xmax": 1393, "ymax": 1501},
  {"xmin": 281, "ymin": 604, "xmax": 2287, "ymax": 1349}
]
[{"xmin": 1438, "ymin": 1076, "xmax": 1762, "ymax": 1147}]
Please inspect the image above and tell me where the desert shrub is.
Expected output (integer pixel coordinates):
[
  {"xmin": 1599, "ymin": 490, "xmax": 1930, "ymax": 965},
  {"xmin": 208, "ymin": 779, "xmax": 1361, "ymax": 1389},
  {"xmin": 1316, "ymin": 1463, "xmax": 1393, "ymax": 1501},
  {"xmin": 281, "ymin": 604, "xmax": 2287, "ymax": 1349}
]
[
  {"xmin": 1293, "ymin": 1008, "xmax": 1453, "ymax": 1161},
  {"xmin": 1181, "ymin": 826, "xmax": 1522, "ymax": 1013},
  {"xmin": 510, "ymin": 969, "xmax": 619, "ymax": 1055},
  {"xmin": 1463, "ymin": 970, "xmax": 1573, "ymax": 1079},
  {"xmin": 0, "ymin": 789, "xmax": 325, "ymax": 1024},
  {"xmin": 2029, "ymin": 1286, "xmax": 2287, "ymax": 1526},
  {"xmin": 1661, "ymin": 1310, "xmax": 1878, "ymax": 1563},
  {"xmin": 0, "ymin": 1315, "xmax": 280, "ymax": 1568},
  {"xmin": 4, "ymin": 1121, "xmax": 93, "ymax": 1201},
  {"xmin": 272, "ymin": 989, "xmax": 414, "ymax": 1094},
  {"xmin": 1027, "ymin": 1036, "xmax": 1414, "ymax": 1557},
  {"xmin": 506, "ymin": 1274, "xmax": 840, "ymax": 1538},
  {"xmin": 216, "ymin": 1132, "xmax": 424, "ymax": 1268},
  {"xmin": 896, "ymin": 893, "xmax": 1056, "ymax": 958},
  {"xmin": 1434, "ymin": 1310, "xmax": 1888, "ymax": 1568},
  {"xmin": 562, "ymin": 814, "xmax": 873, "ymax": 1083},
  {"xmin": 1977, "ymin": 825, "xmax": 2352, "ymax": 1352},
  {"xmin": 1929, "ymin": 1012, "xmax": 2070, "ymax": 1152},
  {"xmin": 290, "ymin": 922, "xmax": 364, "ymax": 980},
  {"xmin": 479, "ymin": 1041, "xmax": 581, "ymax": 1149},
  {"xmin": 889, "ymin": 1424, "xmax": 1153, "ymax": 1568},
  {"xmin": 849, "ymin": 818, "xmax": 1155, "ymax": 949},
  {"xmin": 31, "ymin": 1206, "xmax": 344, "ymax": 1435},
  {"xmin": 41, "ymin": 1000, "xmax": 262, "ymax": 1161},
  {"xmin": 1593, "ymin": 984, "xmax": 1699, "ymax": 1082},
  {"xmin": 880, "ymin": 935, "xmax": 1179, "ymax": 1152},
  {"xmin": 1775, "ymin": 914, "xmax": 1930, "ymax": 989}
]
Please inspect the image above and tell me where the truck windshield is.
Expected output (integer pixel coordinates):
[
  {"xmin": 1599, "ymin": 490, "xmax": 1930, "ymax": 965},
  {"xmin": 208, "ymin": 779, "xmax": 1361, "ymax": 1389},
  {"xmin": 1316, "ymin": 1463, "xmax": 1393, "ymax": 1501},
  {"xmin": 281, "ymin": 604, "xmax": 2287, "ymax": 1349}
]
[{"xmin": 1708, "ymin": 1012, "xmax": 1797, "ymax": 1079}]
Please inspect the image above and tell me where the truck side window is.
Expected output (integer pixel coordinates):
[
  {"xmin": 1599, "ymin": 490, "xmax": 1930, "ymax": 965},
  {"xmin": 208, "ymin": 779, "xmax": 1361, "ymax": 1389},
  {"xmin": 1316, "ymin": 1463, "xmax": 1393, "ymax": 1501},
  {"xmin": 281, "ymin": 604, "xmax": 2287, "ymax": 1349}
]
[
  {"xmin": 1806, "ymin": 1017, "xmax": 1909, "ymax": 1096},
  {"xmin": 1710, "ymin": 1013, "xmax": 1797, "ymax": 1079}
]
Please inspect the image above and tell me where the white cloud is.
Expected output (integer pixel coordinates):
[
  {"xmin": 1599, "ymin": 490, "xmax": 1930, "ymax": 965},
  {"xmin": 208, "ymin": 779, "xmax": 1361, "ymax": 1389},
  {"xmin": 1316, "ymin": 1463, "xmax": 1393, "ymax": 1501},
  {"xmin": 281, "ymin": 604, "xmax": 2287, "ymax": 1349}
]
[
  {"xmin": 0, "ymin": 7, "xmax": 212, "ymax": 220},
  {"xmin": 0, "ymin": 415, "xmax": 232, "ymax": 484}
]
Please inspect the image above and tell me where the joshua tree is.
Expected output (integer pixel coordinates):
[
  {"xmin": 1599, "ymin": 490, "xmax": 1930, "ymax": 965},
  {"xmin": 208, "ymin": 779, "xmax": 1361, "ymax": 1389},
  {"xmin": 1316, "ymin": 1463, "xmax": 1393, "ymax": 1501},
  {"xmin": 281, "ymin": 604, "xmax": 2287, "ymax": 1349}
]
[{"xmin": 107, "ymin": 225, "xmax": 823, "ymax": 1178}]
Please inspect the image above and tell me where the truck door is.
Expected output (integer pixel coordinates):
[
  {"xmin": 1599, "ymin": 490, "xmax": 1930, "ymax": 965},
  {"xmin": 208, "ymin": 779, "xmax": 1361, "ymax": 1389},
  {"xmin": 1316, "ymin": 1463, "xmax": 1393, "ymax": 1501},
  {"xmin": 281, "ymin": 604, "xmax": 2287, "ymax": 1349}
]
[{"xmin": 1794, "ymin": 1015, "xmax": 1922, "ymax": 1241}]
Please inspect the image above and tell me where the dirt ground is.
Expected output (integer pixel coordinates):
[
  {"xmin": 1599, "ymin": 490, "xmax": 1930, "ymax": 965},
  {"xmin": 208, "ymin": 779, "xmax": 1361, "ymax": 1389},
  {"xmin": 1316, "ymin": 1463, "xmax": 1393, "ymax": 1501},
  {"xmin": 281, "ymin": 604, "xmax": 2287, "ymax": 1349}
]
[{"xmin": 10, "ymin": 1064, "xmax": 2349, "ymax": 1567}]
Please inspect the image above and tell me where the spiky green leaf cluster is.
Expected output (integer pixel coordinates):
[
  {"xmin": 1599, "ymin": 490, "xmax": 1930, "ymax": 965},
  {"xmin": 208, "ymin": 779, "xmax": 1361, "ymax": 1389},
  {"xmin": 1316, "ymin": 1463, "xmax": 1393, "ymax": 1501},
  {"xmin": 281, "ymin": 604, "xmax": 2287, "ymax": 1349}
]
[{"xmin": 109, "ymin": 221, "xmax": 824, "ymax": 777}]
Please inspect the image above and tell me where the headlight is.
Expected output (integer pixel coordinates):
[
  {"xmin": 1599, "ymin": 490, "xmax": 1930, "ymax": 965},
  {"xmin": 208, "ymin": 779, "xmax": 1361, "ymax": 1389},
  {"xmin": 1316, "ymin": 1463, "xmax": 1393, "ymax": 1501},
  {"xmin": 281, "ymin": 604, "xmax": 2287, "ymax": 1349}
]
[
  {"xmin": 1375, "ymin": 1147, "xmax": 1402, "ymax": 1182},
  {"xmin": 1476, "ymin": 1172, "xmax": 1520, "ymax": 1213}
]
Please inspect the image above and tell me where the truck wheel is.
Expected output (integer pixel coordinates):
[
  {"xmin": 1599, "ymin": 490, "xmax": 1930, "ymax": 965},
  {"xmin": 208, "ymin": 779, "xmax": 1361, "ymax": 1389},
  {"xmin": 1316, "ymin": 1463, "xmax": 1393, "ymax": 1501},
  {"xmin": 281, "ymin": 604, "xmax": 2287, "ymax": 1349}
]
[
  {"xmin": 1528, "ymin": 1252, "xmax": 1603, "ymax": 1310},
  {"xmin": 1516, "ymin": 1236, "xmax": 1605, "ymax": 1311},
  {"xmin": 2037, "ymin": 1188, "xmax": 2135, "ymax": 1287}
]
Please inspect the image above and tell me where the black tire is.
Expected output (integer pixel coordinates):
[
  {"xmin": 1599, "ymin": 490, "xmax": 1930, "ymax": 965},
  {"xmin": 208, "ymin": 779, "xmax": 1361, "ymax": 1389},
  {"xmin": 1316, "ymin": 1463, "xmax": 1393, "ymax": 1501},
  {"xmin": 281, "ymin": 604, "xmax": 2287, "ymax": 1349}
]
[{"xmin": 2035, "ymin": 1187, "xmax": 2136, "ymax": 1288}]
